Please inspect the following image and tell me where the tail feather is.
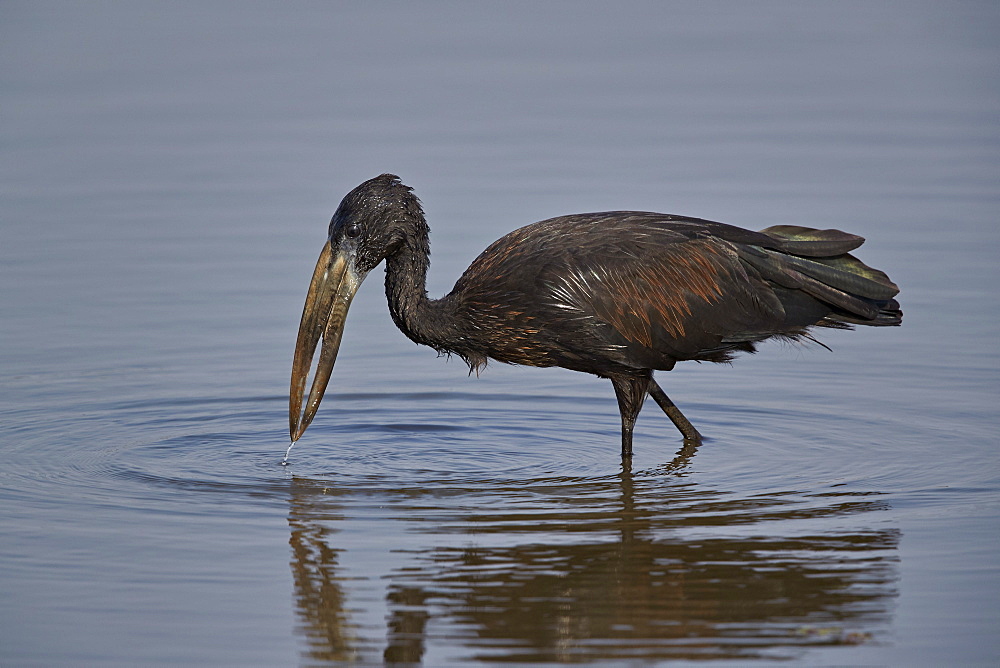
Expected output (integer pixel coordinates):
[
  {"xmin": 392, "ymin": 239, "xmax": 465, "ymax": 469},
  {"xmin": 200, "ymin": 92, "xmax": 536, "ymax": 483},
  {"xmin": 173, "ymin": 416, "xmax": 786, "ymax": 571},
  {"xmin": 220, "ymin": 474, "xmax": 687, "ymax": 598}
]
[
  {"xmin": 758, "ymin": 248, "xmax": 898, "ymax": 300},
  {"xmin": 759, "ymin": 224, "xmax": 865, "ymax": 257},
  {"xmin": 807, "ymin": 252, "xmax": 899, "ymax": 297},
  {"xmin": 736, "ymin": 225, "xmax": 902, "ymax": 328}
]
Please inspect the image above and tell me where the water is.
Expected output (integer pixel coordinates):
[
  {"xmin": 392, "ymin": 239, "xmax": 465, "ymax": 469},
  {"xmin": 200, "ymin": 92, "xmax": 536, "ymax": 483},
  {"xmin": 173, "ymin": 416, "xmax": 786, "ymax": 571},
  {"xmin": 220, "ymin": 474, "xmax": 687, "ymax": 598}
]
[{"xmin": 2, "ymin": 2, "xmax": 999, "ymax": 665}]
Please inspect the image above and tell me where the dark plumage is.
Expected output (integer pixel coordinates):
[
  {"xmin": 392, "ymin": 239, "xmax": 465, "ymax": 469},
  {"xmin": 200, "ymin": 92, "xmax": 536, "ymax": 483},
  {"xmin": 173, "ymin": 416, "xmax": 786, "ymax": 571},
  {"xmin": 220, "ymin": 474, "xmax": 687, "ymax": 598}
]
[{"xmin": 289, "ymin": 174, "xmax": 901, "ymax": 458}]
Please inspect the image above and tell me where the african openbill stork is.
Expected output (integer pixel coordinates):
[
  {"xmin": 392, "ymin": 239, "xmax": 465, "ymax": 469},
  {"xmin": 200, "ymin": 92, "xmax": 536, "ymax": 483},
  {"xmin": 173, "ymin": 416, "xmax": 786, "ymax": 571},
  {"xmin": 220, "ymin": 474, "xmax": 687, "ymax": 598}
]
[{"xmin": 289, "ymin": 174, "xmax": 901, "ymax": 459}]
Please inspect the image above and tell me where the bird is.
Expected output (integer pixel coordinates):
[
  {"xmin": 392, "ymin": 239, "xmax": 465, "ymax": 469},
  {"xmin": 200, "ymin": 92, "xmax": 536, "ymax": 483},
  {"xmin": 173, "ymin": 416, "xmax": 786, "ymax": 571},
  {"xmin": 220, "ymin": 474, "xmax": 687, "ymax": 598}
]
[{"xmin": 289, "ymin": 174, "xmax": 901, "ymax": 458}]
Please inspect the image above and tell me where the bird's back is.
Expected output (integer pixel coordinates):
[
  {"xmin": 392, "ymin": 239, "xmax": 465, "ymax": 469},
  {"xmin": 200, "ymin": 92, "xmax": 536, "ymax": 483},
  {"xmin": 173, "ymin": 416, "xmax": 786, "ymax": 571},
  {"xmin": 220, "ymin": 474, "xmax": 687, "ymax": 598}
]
[{"xmin": 444, "ymin": 212, "xmax": 900, "ymax": 375}]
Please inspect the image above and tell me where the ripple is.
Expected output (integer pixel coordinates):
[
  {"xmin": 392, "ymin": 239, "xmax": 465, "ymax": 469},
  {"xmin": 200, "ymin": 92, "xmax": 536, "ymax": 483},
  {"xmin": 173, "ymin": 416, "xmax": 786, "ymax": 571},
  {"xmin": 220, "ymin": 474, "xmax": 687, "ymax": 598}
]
[
  {"xmin": 1, "ymin": 381, "xmax": 952, "ymax": 521},
  {"xmin": 2, "ymin": 390, "xmax": 635, "ymax": 514},
  {"xmin": 2, "ymin": 394, "xmax": 289, "ymax": 510}
]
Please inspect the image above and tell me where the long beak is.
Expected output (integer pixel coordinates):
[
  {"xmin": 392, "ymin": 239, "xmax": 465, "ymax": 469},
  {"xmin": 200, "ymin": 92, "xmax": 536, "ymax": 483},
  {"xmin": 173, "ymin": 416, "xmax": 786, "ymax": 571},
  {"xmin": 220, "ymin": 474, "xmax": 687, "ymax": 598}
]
[{"xmin": 289, "ymin": 241, "xmax": 365, "ymax": 442}]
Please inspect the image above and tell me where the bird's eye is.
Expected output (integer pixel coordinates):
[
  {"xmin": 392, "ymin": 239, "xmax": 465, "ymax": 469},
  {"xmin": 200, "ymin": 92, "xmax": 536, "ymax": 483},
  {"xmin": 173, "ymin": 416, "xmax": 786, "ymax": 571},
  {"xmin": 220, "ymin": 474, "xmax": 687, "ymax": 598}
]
[{"xmin": 345, "ymin": 223, "xmax": 361, "ymax": 238}]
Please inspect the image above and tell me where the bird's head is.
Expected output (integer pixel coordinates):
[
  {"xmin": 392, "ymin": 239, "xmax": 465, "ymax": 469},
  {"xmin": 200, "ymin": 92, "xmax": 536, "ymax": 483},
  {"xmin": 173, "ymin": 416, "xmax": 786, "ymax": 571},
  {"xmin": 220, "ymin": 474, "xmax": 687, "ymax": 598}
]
[
  {"xmin": 327, "ymin": 173, "xmax": 424, "ymax": 273},
  {"xmin": 289, "ymin": 174, "xmax": 422, "ymax": 443}
]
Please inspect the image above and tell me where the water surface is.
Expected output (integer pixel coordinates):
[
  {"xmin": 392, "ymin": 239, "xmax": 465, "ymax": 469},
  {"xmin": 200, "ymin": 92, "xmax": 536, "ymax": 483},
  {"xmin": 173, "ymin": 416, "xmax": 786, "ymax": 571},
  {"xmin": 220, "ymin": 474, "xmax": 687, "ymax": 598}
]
[{"xmin": 2, "ymin": 2, "xmax": 999, "ymax": 665}]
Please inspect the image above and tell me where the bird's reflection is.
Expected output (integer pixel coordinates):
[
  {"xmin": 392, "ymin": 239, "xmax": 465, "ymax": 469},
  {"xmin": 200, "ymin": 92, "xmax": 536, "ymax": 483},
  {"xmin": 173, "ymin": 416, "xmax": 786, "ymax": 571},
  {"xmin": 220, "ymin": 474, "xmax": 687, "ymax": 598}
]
[
  {"xmin": 287, "ymin": 496, "xmax": 359, "ymax": 663},
  {"xmin": 287, "ymin": 443, "xmax": 898, "ymax": 663}
]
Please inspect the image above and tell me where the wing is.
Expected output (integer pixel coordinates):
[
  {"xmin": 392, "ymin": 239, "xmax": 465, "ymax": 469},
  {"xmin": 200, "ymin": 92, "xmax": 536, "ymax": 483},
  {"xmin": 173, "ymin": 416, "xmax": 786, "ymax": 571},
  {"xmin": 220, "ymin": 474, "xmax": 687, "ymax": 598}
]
[
  {"xmin": 538, "ymin": 221, "xmax": 787, "ymax": 366},
  {"xmin": 448, "ymin": 212, "xmax": 789, "ymax": 372}
]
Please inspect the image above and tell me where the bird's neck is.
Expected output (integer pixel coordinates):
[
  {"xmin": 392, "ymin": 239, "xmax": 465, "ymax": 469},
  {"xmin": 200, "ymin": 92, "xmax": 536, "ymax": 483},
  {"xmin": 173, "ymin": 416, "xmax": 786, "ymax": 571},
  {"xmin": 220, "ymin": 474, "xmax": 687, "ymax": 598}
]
[{"xmin": 384, "ymin": 224, "xmax": 459, "ymax": 354}]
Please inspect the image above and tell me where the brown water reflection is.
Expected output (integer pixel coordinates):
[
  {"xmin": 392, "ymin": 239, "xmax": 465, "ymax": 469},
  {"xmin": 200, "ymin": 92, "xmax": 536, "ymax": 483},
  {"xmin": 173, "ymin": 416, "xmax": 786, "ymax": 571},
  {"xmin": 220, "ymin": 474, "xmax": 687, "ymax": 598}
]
[
  {"xmin": 289, "ymin": 514, "xmax": 357, "ymax": 663},
  {"xmin": 287, "ymin": 450, "xmax": 898, "ymax": 664}
]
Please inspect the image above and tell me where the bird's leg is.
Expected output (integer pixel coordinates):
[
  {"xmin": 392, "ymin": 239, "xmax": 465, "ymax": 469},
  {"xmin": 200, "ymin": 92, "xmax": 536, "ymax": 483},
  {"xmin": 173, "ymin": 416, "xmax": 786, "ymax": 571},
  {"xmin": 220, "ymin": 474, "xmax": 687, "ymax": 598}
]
[
  {"xmin": 648, "ymin": 379, "xmax": 702, "ymax": 442},
  {"xmin": 610, "ymin": 375, "xmax": 649, "ymax": 458}
]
